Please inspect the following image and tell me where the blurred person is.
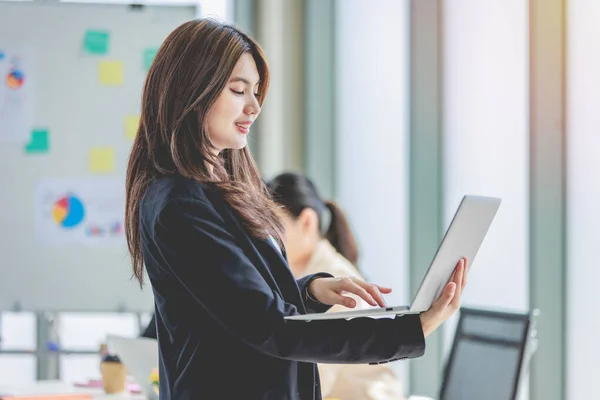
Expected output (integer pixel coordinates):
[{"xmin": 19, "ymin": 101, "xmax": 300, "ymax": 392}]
[
  {"xmin": 267, "ymin": 172, "xmax": 408, "ymax": 400},
  {"xmin": 125, "ymin": 18, "xmax": 466, "ymax": 399}
]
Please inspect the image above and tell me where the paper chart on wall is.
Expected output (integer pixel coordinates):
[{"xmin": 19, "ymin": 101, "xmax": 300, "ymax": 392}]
[
  {"xmin": 34, "ymin": 177, "xmax": 125, "ymax": 246},
  {"xmin": 0, "ymin": 48, "xmax": 33, "ymax": 143}
]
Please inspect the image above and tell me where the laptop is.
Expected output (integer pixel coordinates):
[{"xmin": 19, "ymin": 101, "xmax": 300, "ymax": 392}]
[
  {"xmin": 106, "ymin": 335, "xmax": 159, "ymax": 397},
  {"xmin": 285, "ymin": 195, "xmax": 501, "ymax": 321}
]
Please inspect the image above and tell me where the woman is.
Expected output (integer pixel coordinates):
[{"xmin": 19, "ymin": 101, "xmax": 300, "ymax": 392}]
[
  {"xmin": 267, "ymin": 172, "xmax": 408, "ymax": 400},
  {"xmin": 125, "ymin": 18, "xmax": 465, "ymax": 399}
]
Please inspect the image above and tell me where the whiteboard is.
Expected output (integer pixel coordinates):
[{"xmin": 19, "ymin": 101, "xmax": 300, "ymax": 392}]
[{"xmin": 0, "ymin": 2, "xmax": 196, "ymax": 311}]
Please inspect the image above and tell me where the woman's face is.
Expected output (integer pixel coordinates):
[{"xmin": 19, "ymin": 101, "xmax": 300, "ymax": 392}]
[
  {"xmin": 280, "ymin": 208, "xmax": 320, "ymax": 277},
  {"xmin": 205, "ymin": 53, "xmax": 262, "ymax": 153}
]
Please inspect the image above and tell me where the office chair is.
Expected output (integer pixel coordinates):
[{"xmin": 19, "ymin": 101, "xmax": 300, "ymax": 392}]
[{"xmin": 410, "ymin": 306, "xmax": 539, "ymax": 400}]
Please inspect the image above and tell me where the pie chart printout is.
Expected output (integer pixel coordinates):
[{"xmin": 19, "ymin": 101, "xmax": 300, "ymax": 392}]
[{"xmin": 52, "ymin": 194, "xmax": 85, "ymax": 229}]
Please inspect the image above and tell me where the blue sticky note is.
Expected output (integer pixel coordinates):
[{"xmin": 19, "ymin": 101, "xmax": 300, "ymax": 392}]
[
  {"xmin": 84, "ymin": 30, "xmax": 110, "ymax": 55},
  {"xmin": 0, "ymin": 50, "xmax": 4, "ymax": 61}
]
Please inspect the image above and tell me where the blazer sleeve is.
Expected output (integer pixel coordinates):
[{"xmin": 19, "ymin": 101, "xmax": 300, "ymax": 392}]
[
  {"xmin": 152, "ymin": 197, "xmax": 426, "ymax": 365},
  {"xmin": 140, "ymin": 313, "xmax": 157, "ymax": 339},
  {"xmin": 296, "ymin": 273, "xmax": 335, "ymax": 314}
]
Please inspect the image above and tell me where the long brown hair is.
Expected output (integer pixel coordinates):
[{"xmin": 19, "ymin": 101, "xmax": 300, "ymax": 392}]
[
  {"xmin": 126, "ymin": 19, "xmax": 284, "ymax": 285},
  {"xmin": 266, "ymin": 172, "xmax": 360, "ymax": 268}
]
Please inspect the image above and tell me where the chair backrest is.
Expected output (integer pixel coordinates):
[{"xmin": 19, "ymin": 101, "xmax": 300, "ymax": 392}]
[{"xmin": 440, "ymin": 307, "xmax": 539, "ymax": 400}]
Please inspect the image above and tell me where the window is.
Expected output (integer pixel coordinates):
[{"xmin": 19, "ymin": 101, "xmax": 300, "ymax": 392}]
[
  {"xmin": 566, "ymin": 1, "xmax": 600, "ymax": 398},
  {"xmin": 0, "ymin": 356, "xmax": 36, "ymax": 384},
  {"xmin": 58, "ymin": 313, "xmax": 139, "ymax": 351},
  {"xmin": 442, "ymin": 0, "xmax": 529, "ymax": 351},
  {"xmin": 0, "ymin": 312, "xmax": 36, "ymax": 351},
  {"xmin": 335, "ymin": 0, "xmax": 410, "ymax": 386}
]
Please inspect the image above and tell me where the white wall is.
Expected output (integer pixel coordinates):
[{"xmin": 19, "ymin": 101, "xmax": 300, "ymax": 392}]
[
  {"xmin": 256, "ymin": 0, "xmax": 305, "ymax": 176},
  {"xmin": 335, "ymin": 0, "xmax": 410, "ymax": 387},
  {"xmin": 196, "ymin": 0, "xmax": 231, "ymax": 21},
  {"xmin": 0, "ymin": 0, "xmax": 204, "ymax": 383},
  {"xmin": 566, "ymin": 1, "xmax": 600, "ymax": 397},
  {"xmin": 442, "ymin": 0, "xmax": 529, "ymax": 350},
  {"xmin": 0, "ymin": 312, "xmax": 36, "ymax": 384}
]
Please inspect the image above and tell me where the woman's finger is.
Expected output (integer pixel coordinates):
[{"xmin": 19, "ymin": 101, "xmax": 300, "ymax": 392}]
[
  {"xmin": 449, "ymin": 259, "xmax": 461, "ymax": 287},
  {"xmin": 434, "ymin": 282, "xmax": 456, "ymax": 311},
  {"xmin": 454, "ymin": 260, "xmax": 464, "ymax": 286},
  {"xmin": 462, "ymin": 257, "xmax": 468, "ymax": 288},
  {"xmin": 343, "ymin": 279, "xmax": 377, "ymax": 307},
  {"xmin": 374, "ymin": 284, "xmax": 393, "ymax": 294},
  {"xmin": 333, "ymin": 293, "xmax": 356, "ymax": 308},
  {"xmin": 450, "ymin": 261, "xmax": 465, "ymax": 308},
  {"xmin": 448, "ymin": 265, "xmax": 457, "ymax": 284},
  {"xmin": 352, "ymin": 278, "xmax": 387, "ymax": 307}
]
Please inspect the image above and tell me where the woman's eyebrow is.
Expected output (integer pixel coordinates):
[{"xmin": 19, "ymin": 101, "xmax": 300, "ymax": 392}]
[{"xmin": 228, "ymin": 76, "xmax": 260, "ymax": 86}]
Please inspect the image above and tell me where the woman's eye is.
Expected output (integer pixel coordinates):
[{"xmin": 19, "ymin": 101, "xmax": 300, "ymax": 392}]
[{"xmin": 231, "ymin": 89, "xmax": 244, "ymax": 95}]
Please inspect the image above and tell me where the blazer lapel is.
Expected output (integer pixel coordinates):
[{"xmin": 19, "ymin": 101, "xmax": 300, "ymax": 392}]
[
  {"xmin": 264, "ymin": 235, "xmax": 288, "ymax": 264},
  {"xmin": 253, "ymin": 237, "xmax": 306, "ymax": 311},
  {"xmin": 219, "ymin": 205, "xmax": 305, "ymax": 311}
]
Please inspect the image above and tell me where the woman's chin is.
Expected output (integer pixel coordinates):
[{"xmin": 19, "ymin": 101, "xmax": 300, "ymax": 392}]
[
  {"xmin": 232, "ymin": 138, "xmax": 248, "ymax": 150},
  {"xmin": 218, "ymin": 141, "xmax": 247, "ymax": 152}
]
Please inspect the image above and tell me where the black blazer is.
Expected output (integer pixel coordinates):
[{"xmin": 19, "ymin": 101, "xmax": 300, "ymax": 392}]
[
  {"xmin": 140, "ymin": 313, "xmax": 157, "ymax": 340},
  {"xmin": 140, "ymin": 176, "xmax": 425, "ymax": 400}
]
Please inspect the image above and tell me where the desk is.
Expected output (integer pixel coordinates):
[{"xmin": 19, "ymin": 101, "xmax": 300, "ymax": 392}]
[{"xmin": 0, "ymin": 381, "xmax": 147, "ymax": 400}]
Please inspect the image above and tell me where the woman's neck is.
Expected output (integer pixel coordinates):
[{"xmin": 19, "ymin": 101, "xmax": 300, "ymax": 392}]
[{"xmin": 290, "ymin": 238, "xmax": 321, "ymax": 276}]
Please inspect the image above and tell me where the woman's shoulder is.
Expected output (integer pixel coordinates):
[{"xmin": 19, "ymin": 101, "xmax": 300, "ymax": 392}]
[
  {"xmin": 141, "ymin": 176, "xmax": 222, "ymax": 220},
  {"xmin": 306, "ymin": 240, "xmax": 364, "ymax": 280},
  {"xmin": 145, "ymin": 176, "xmax": 219, "ymax": 203}
]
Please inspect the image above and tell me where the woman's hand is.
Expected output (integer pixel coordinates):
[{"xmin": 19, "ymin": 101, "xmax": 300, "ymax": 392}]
[
  {"xmin": 308, "ymin": 276, "xmax": 392, "ymax": 308},
  {"xmin": 419, "ymin": 257, "xmax": 468, "ymax": 337}
]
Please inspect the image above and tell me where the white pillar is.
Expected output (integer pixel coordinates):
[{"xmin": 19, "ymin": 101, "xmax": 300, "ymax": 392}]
[
  {"xmin": 443, "ymin": 0, "xmax": 529, "ymax": 349},
  {"xmin": 335, "ymin": 0, "xmax": 411, "ymax": 388},
  {"xmin": 255, "ymin": 0, "xmax": 304, "ymax": 177},
  {"xmin": 566, "ymin": 1, "xmax": 600, "ymax": 397}
]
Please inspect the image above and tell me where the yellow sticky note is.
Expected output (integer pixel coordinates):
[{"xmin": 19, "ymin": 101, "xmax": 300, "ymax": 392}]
[
  {"xmin": 124, "ymin": 115, "xmax": 140, "ymax": 140},
  {"xmin": 89, "ymin": 147, "xmax": 115, "ymax": 173},
  {"xmin": 99, "ymin": 60, "xmax": 124, "ymax": 86}
]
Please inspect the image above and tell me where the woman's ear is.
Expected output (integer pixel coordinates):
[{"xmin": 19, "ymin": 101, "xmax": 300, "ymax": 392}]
[{"xmin": 298, "ymin": 208, "xmax": 320, "ymax": 236}]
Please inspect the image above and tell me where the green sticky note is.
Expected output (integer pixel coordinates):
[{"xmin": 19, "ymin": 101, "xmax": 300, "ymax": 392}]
[
  {"xmin": 143, "ymin": 47, "xmax": 158, "ymax": 71},
  {"xmin": 84, "ymin": 30, "xmax": 110, "ymax": 55},
  {"xmin": 25, "ymin": 129, "xmax": 50, "ymax": 154}
]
